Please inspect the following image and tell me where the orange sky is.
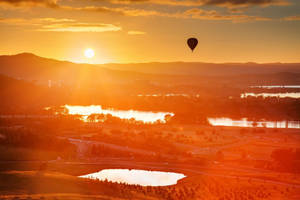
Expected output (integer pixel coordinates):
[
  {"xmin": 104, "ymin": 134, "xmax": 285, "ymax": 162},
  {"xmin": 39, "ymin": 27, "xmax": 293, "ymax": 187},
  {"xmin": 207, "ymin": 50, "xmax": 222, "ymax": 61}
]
[{"xmin": 0, "ymin": 0, "xmax": 299, "ymax": 63}]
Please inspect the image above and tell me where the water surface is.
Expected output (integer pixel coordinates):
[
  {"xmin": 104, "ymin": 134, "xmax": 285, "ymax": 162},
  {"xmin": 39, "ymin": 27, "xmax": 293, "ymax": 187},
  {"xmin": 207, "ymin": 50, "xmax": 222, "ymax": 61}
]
[
  {"xmin": 79, "ymin": 169, "xmax": 186, "ymax": 186},
  {"xmin": 64, "ymin": 105, "xmax": 174, "ymax": 123},
  {"xmin": 250, "ymin": 85, "xmax": 300, "ymax": 89},
  {"xmin": 208, "ymin": 117, "xmax": 300, "ymax": 129},
  {"xmin": 241, "ymin": 92, "xmax": 300, "ymax": 99}
]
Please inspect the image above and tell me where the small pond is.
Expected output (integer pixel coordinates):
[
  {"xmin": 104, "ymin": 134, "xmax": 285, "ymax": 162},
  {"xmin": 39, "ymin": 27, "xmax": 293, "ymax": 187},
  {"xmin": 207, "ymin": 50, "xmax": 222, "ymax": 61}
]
[{"xmin": 79, "ymin": 169, "xmax": 186, "ymax": 186}]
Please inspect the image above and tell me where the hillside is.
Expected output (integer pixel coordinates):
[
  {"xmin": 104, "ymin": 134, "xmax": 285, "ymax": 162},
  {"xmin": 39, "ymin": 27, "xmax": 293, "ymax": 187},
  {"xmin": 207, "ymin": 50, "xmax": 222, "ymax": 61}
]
[
  {"xmin": 103, "ymin": 62, "xmax": 300, "ymax": 76},
  {"xmin": 0, "ymin": 53, "xmax": 156, "ymax": 86},
  {"xmin": 0, "ymin": 53, "xmax": 300, "ymax": 88}
]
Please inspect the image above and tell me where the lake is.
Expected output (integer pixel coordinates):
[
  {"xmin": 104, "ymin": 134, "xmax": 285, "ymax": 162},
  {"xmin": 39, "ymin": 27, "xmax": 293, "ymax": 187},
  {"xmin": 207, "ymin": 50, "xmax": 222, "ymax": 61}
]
[
  {"xmin": 250, "ymin": 85, "xmax": 300, "ymax": 89},
  {"xmin": 79, "ymin": 169, "xmax": 186, "ymax": 186},
  {"xmin": 137, "ymin": 94, "xmax": 190, "ymax": 97},
  {"xmin": 208, "ymin": 117, "xmax": 300, "ymax": 129},
  {"xmin": 241, "ymin": 92, "xmax": 300, "ymax": 99},
  {"xmin": 64, "ymin": 105, "xmax": 174, "ymax": 123}
]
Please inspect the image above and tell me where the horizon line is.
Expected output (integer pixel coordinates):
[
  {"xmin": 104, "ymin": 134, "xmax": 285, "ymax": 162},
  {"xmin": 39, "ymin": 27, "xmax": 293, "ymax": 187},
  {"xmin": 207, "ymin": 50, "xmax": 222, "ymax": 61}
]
[{"xmin": 1, "ymin": 52, "xmax": 300, "ymax": 65}]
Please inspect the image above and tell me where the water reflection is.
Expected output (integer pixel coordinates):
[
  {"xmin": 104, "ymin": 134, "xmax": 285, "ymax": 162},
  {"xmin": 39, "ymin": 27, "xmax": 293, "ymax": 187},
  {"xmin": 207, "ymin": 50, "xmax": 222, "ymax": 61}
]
[
  {"xmin": 250, "ymin": 85, "xmax": 300, "ymax": 89},
  {"xmin": 241, "ymin": 93, "xmax": 300, "ymax": 99},
  {"xmin": 79, "ymin": 169, "xmax": 186, "ymax": 186},
  {"xmin": 208, "ymin": 118, "xmax": 300, "ymax": 129},
  {"xmin": 65, "ymin": 105, "xmax": 174, "ymax": 124},
  {"xmin": 137, "ymin": 94, "xmax": 195, "ymax": 97}
]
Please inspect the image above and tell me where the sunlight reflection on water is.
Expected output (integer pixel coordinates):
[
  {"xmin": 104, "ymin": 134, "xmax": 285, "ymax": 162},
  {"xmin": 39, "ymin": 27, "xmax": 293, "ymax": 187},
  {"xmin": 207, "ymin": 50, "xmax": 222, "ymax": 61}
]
[
  {"xmin": 79, "ymin": 169, "xmax": 186, "ymax": 186},
  {"xmin": 241, "ymin": 93, "xmax": 300, "ymax": 99},
  {"xmin": 64, "ymin": 105, "xmax": 174, "ymax": 123},
  {"xmin": 250, "ymin": 85, "xmax": 300, "ymax": 89},
  {"xmin": 208, "ymin": 118, "xmax": 300, "ymax": 129}
]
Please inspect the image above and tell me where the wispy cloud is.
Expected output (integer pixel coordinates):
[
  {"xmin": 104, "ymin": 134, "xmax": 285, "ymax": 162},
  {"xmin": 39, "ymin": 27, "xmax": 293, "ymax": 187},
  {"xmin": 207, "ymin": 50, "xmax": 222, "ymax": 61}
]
[
  {"xmin": 0, "ymin": 0, "xmax": 58, "ymax": 8},
  {"xmin": 0, "ymin": 0, "xmax": 290, "ymax": 8},
  {"xmin": 0, "ymin": 0, "xmax": 291, "ymax": 11},
  {"xmin": 106, "ymin": 0, "xmax": 290, "ymax": 8},
  {"xmin": 0, "ymin": 17, "xmax": 74, "ymax": 25},
  {"xmin": 0, "ymin": 17, "xmax": 122, "ymax": 32},
  {"xmin": 0, "ymin": 0, "xmax": 277, "ymax": 23},
  {"xmin": 127, "ymin": 30, "xmax": 146, "ymax": 35},
  {"xmin": 177, "ymin": 8, "xmax": 271, "ymax": 22},
  {"xmin": 38, "ymin": 23, "xmax": 122, "ymax": 32},
  {"xmin": 58, "ymin": 6, "xmax": 272, "ymax": 22},
  {"xmin": 282, "ymin": 15, "xmax": 300, "ymax": 21}
]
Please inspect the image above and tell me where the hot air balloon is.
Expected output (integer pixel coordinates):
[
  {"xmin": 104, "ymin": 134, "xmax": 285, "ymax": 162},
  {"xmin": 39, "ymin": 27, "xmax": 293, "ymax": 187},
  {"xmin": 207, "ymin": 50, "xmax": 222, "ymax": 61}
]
[{"xmin": 187, "ymin": 38, "xmax": 198, "ymax": 52}]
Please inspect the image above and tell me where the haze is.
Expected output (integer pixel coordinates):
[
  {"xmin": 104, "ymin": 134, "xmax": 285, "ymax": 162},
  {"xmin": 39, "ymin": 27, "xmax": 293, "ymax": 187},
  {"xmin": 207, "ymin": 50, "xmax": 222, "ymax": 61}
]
[{"xmin": 0, "ymin": 0, "xmax": 299, "ymax": 63}]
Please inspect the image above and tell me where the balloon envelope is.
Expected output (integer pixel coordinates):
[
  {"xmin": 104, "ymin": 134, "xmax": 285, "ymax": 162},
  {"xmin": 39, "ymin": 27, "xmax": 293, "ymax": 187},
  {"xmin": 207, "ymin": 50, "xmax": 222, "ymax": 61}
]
[{"xmin": 187, "ymin": 38, "xmax": 198, "ymax": 51}]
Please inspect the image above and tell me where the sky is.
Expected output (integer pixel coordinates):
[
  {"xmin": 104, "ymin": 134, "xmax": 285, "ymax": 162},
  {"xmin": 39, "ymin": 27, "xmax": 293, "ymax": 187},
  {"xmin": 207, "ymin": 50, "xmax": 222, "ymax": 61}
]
[{"xmin": 0, "ymin": 0, "xmax": 299, "ymax": 64}]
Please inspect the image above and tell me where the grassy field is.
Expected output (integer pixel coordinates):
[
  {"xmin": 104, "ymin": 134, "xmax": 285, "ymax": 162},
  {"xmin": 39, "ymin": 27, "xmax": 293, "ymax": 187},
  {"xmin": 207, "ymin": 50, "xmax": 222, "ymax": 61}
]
[
  {"xmin": 0, "ymin": 170, "xmax": 299, "ymax": 200},
  {"xmin": 0, "ymin": 123, "xmax": 299, "ymax": 199}
]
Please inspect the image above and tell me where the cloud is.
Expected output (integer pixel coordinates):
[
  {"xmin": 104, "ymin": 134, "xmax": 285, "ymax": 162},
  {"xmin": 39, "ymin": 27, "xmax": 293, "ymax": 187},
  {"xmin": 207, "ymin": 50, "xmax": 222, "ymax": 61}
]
[
  {"xmin": 0, "ymin": 17, "xmax": 122, "ymax": 32},
  {"xmin": 0, "ymin": 0, "xmax": 58, "ymax": 8},
  {"xmin": 60, "ymin": 5, "xmax": 118, "ymax": 13},
  {"xmin": 58, "ymin": 5, "xmax": 270, "ymax": 22},
  {"xmin": 0, "ymin": 17, "xmax": 75, "ymax": 26},
  {"xmin": 118, "ymin": 7, "xmax": 271, "ymax": 22},
  {"xmin": 1, "ymin": 6, "xmax": 270, "ymax": 23},
  {"xmin": 106, "ymin": 0, "xmax": 290, "ymax": 8},
  {"xmin": 58, "ymin": 5, "xmax": 162, "ymax": 17},
  {"xmin": 37, "ymin": 18, "xmax": 75, "ymax": 23},
  {"xmin": 38, "ymin": 23, "xmax": 122, "ymax": 32},
  {"xmin": 0, "ymin": 0, "xmax": 274, "ymax": 22},
  {"xmin": 282, "ymin": 15, "xmax": 300, "ymax": 21},
  {"xmin": 0, "ymin": 0, "xmax": 290, "ymax": 9},
  {"xmin": 177, "ymin": 8, "xmax": 271, "ymax": 22},
  {"xmin": 127, "ymin": 30, "xmax": 146, "ymax": 35}
]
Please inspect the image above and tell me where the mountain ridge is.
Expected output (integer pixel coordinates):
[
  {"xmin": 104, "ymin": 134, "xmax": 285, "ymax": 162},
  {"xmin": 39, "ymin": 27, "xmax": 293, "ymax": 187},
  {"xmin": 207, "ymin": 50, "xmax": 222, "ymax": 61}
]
[
  {"xmin": 2, "ymin": 52, "xmax": 300, "ymax": 66},
  {"xmin": 0, "ymin": 53, "xmax": 299, "ymax": 86}
]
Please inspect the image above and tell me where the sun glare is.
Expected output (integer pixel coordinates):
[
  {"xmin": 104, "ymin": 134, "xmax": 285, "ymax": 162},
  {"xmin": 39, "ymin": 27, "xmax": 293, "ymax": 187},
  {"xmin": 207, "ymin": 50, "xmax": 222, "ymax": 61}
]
[
  {"xmin": 64, "ymin": 105, "xmax": 174, "ymax": 123},
  {"xmin": 84, "ymin": 48, "xmax": 95, "ymax": 58}
]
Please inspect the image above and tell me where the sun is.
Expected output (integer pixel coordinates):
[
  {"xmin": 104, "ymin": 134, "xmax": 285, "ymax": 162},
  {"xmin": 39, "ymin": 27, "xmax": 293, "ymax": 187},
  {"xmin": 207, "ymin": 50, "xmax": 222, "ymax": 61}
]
[{"xmin": 84, "ymin": 48, "xmax": 95, "ymax": 59}]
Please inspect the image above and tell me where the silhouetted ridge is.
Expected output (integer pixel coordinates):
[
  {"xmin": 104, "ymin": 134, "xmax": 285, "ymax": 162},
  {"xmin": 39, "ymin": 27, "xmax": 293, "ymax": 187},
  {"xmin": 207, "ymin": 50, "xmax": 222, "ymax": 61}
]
[
  {"xmin": 15, "ymin": 52, "xmax": 38, "ymax": 58},
  {"xmin": 0, "ymin": 53, "xmax": 299, "ymax": 87}
]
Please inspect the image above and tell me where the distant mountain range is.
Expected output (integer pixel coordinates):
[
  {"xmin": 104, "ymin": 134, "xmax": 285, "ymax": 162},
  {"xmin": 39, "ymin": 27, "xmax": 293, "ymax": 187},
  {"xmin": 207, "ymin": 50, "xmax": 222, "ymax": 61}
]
[
  {"xmin": 102, "ymin": 61, "xmax": 300, "ymax": 76},
  {"xmin": 0, "ymin": 53, "xmax": 153, "ymax": 86},
  {"xmin": 0, "ymin": 53, "xmax": 299, "ymax": 87}
]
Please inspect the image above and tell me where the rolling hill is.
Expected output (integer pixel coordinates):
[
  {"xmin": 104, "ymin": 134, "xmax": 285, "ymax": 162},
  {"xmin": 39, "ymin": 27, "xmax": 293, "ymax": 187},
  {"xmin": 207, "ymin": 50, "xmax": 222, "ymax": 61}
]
[
  {"xmin": 0, "ymin": 53, "xmax": 300, "ymax": 88},
  {"xmin": 102, "ymin": 61, "xmax": 300, "ymax": 76}
]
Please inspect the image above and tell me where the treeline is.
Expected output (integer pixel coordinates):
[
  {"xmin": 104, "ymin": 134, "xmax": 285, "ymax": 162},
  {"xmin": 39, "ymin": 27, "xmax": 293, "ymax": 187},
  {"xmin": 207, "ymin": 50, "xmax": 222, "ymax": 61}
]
[
  {"xmin": 254, "ymin": 148, "xmax": 300, "ymax": 174},
  {"xmin": 1, "ymin": 73, "xmax": 300, "ymax": 122},
  {"xmin": 1, "ymin": 95, "xmax": 300, "ymax": 123},
  {"xmin": 0, "ymin": 128, "xmax": 76, "ymax": 160},
  {"xmin": 271, "ymin": 148, "xmax": 300, "ymax": 173}
]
